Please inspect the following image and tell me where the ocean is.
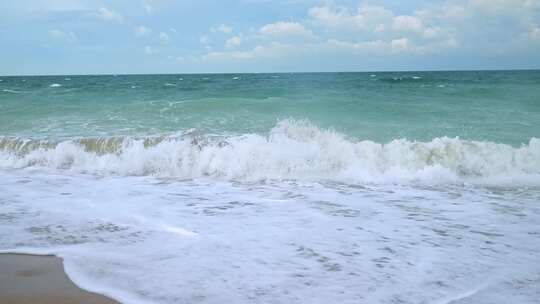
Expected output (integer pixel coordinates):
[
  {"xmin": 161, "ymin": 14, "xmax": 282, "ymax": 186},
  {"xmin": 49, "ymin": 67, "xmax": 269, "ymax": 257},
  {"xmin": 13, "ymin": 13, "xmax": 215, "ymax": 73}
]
[{"xmin": 1, "ymin": 71, "xmax": 539, "ymax": 303}]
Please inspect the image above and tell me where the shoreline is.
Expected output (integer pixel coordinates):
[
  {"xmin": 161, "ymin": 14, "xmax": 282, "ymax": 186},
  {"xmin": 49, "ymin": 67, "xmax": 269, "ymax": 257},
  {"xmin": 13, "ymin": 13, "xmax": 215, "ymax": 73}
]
[{"xmin": 0, "ymin": 253, "xmax": 119, "ymax": 304}]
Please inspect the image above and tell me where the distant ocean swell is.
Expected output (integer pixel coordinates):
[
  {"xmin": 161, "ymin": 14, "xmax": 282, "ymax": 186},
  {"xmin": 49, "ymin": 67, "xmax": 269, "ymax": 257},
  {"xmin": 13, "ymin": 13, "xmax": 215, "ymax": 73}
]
[{"xmin": 1, "ymin": 120, "xmax": 539, "ymax": 184}]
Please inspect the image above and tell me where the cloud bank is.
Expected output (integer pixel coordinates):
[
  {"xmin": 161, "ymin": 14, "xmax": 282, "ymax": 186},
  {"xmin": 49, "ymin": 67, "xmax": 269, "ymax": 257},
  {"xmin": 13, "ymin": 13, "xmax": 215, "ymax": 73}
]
[{"xmin": 0, "ymin": 0, "xmax": 538, "ymax": 74}]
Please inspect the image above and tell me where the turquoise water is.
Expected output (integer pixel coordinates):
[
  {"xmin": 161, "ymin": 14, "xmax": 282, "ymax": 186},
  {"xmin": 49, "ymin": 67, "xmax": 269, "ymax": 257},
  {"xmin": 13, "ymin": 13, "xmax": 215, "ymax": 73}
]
[
  {"xmin": 1, "ymin": 71, "xmax": 540, "ymax": 304},
  {"xmin": 1, "ymin": 71, "xmax": 539, "ymax": 144}
]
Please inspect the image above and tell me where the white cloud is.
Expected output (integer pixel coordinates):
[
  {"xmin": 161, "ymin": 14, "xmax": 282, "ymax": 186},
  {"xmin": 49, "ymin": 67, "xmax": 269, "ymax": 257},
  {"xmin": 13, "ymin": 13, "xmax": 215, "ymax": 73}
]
[
  {"xmin": 325, "ymin": 38, "xmax": 415, "ymax": 54},
  {"xmin": 308, "ymin": 5, "xmax": 393, "ymax": 33},
  {"xmin": 144, "ymin": 46, "xmax": 157, "ymax": 54},
  {"xmin": 49, "ymin": 29, "xmax": 76, "ymax": 42},
  {"xmin": 142, "ymin": 1, "xmax": 153, "ymax": 14},
  {"xmin": 439, "ymin": 5, "xmax": 468, "ymax": 20},
  {"xmin": 325, "ymin": 35, "xmax": 459, "ymax": 55},
  {"xmin": 159, "ymin": 32, "xmax": 171, "ymax": 44},
  {"xmin": 203, "ymin": 42, "xmax": 297, "ymax": 61},
  {"xmin": 260, "ymin": 21, "xmax": 315, "ymax": 39},
  {"xmin": 10, "ymin": 0, "xmax": 538, "ymax": 71},
  {"xmin": 211, "ymin": 24, "xmax": 233, "ymax": 34},
  {"xmin": 390, "ymin": 38, "xmax": 409, "ymax": 52},
  {"xmin": 392, "ymin": 16, "xmax": 423, "ymax": 33},
  {"xmin": 418, "ymin": 0, "xmax": 539, "ymax": 52},
  {"xmin": 307, "ymin": 2, "xmax": 466, "ymax": 53},
  {"xmin": 96, "ymin": 7, "xmax": 123, "ymax": 23},
  {"xmin": 308, "ymin": 6, "xmax": 350, "ymax": 29},
  {"xmin": 325, "ymin": 39, "xmax": 387, "ymax": 53},
  {"xmin": 200, "ymin": 35, "xmax": 210, "ymax": 44},
  {"xmin": 309, "ymin": 4, "xmax": 436, "ymax": 38},
  {"xmin": 529, "ymin": 27, "xmax": 540, "ymax": 41},
  {"xmin": 134, "ymin": 25, "xmax": 152, "ymax": 37},
  {"xmin": 225, "ymin": 36, "xmax": 243, "ymax": 48},
  {"xmin": 469, "ymin": 0, "xmax": 540, "ymax": 16},
  {"xmin": 201, "ymin": 0, "xmax": 537, "ymax": 65},
  {"xmin": 422, "ymin": 27, "xmax": 441, "ymax": 39}
]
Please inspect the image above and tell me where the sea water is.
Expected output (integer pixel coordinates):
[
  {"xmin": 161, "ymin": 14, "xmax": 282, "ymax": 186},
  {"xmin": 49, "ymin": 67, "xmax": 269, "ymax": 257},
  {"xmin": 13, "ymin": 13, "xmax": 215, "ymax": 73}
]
[{"xmin": 1, "ymin": 71, "xmax": 539, "ymax": 303}]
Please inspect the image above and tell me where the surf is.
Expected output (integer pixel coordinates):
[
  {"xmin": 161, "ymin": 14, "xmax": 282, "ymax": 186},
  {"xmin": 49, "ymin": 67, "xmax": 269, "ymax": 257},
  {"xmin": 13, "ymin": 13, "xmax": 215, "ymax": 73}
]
[{"xmin": 1, "ymin": 120, "xmax": 538, "ymax": 185}]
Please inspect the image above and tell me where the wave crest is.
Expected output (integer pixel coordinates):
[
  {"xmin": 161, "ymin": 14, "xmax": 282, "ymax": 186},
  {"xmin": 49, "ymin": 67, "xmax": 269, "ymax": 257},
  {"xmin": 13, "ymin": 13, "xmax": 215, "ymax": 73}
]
[{"xmin": 1, "ymin": 120, "xmax": 539, "ymax": 184}]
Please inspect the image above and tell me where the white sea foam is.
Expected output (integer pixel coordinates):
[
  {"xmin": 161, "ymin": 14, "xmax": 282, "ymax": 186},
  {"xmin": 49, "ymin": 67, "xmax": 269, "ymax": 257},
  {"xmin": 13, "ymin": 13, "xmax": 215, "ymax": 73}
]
[
  {"xmin": 1, "ymin": 120, "xmax": 538, "ymax": 185},
  {"xmin": 49, "ymin": 83, "xmax": 62, "ymax": 87},
  {"xmin": 1, "ymin": 89, "xmax": 22, "ymax": 94},
  {"xmin": 1, "ymin": 169, "xmax": 539, "ymax": 304}
]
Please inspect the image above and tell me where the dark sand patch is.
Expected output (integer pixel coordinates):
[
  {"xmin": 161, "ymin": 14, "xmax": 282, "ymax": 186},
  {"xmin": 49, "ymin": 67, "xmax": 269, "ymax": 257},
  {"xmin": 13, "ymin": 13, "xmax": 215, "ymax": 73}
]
[{"xmin": 0, "ymin": 253, "xmax": 119, "ymax": 304}]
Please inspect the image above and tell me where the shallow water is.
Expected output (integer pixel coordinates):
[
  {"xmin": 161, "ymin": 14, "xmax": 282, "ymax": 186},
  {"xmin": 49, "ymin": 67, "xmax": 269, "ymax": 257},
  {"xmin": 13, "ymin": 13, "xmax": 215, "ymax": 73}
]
[{"xmin": 1, "ymin": 170, "xmax": 539, "ymax": 303}]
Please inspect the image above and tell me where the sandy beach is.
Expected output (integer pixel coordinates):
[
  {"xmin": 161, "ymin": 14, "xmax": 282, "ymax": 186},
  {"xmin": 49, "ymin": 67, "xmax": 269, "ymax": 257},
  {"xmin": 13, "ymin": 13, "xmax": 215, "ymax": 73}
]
[{"xmin": 0, "ymin": 253, "xmax": 119, "ymax": 304}]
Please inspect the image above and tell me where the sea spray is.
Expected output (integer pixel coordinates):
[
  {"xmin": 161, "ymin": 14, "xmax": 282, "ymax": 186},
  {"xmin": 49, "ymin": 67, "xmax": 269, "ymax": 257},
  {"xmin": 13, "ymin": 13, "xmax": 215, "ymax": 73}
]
[{"xmin": 1, "ymin": 120, "xmax": 538, "ymax": 184}]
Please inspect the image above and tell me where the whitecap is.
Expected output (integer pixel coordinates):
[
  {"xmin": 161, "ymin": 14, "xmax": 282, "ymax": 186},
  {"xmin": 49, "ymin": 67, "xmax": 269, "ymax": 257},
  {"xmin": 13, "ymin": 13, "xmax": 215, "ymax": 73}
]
[
  {"xmin": 1, "ymin": 120, "xmax": 538, "ymax": 186},
  {"xmin": 50, "ymin": 83, "xmax": 62, "ymax": 88},
  {"xmin": 2, "ymin": 89, "xmax": 22, "ymax": 94}
]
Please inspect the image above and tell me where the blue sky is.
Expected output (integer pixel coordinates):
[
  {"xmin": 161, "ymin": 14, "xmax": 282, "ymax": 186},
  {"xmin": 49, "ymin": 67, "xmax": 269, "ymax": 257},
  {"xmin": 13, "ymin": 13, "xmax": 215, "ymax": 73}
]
[{"xmin": 1, "ymin": 0, "xmax": 539, "ymax": 75}]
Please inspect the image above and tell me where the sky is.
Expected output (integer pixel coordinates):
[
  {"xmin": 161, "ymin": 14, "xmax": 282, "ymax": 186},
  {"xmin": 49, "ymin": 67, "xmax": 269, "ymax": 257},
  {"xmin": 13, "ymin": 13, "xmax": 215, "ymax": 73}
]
[{"xmin": 1, "ymin": 0, "xmax": 539, "ymax": 75}]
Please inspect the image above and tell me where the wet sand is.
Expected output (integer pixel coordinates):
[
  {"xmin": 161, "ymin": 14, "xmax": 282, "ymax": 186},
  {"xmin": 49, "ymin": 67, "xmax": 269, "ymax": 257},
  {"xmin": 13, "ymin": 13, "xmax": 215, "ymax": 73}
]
[{"xmin": 0, "ymin": 253, "xmax": 119, "ymax": 304}]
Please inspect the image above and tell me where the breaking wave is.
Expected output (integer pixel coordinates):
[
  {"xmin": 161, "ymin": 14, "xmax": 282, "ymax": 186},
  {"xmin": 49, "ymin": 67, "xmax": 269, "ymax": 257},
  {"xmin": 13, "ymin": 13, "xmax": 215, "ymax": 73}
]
[{"xmin": 1, "ymin": 120, "xmax": 539, "ymax": 184}]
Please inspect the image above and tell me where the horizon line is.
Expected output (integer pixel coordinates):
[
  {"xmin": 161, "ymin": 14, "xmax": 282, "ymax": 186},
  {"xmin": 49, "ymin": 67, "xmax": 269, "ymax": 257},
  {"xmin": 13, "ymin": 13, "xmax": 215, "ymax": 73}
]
[{"xmin": 1, "ymin": 68, "xmax": 539, "ymax": 77}]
